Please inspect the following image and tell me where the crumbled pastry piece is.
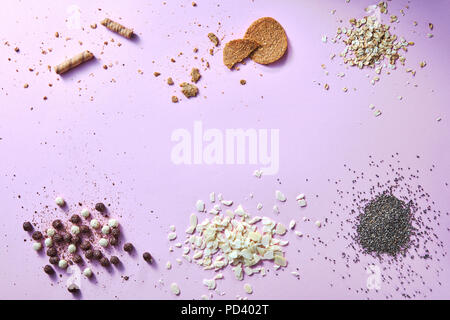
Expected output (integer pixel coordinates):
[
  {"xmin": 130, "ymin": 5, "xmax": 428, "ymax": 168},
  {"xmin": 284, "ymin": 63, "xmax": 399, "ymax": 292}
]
[
  {"xmin": 190, "ymin": 68, "xmax": 201, "ymax": 83},
  {"xmin": 180, "ymin": 82, "xmax": 199, "ymax": 98},
  {"xmin": 208, "ymin": 33, "xmax": 220, "ymax": 46}
]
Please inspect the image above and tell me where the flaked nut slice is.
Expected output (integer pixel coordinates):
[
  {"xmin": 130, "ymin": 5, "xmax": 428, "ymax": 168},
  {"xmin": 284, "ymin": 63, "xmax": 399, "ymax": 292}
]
[
  {"xmin": 244, "ymin": 17, "xmax": 287, "ymax": 65},
  {"xmin": 223, "ymin": 39, "xmax": 260, "ymax": 69}
]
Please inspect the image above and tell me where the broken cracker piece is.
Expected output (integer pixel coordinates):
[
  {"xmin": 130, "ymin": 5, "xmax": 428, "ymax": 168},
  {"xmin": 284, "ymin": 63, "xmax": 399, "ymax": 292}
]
[
  {"xmin": 101, "ymin": 18, "xmax": 134, "ymax": 39},
  {"xmin": 244, "ymin": 17, "xmax": 288, "ymax": 65},
  {"xmin": 180, "ymin": 82, "xmax": 199, "ymax": 98},
  {"xmin": 190, "ymin": 68, "xmax": 201, "ymax": 83},
  {"xmin": 223, "ymin": 39, "xmax": 260, "ymax": 69},
  {"xmin": 54, "ymin": 50, "xmax": 94, "ymax": 75},
  {"xmin": 208, "ymin": 33, "xmax": 219, "ymax": 46}
]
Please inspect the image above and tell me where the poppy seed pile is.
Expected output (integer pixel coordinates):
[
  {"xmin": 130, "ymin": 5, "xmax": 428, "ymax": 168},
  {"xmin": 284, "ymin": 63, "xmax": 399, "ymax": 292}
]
[{"xmin": 356, "ymin": 193, "xmax": 413, "ymax": 256}]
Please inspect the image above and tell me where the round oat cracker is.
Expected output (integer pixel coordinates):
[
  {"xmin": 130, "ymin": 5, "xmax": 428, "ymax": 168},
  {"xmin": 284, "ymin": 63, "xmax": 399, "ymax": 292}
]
[
  {"xmin": 244, "ymin": 17, "xmax": 288, "ymax": 65},
  {"xmin": 223, "ymin": 39, "xmax": 260, "ymax": 69}
]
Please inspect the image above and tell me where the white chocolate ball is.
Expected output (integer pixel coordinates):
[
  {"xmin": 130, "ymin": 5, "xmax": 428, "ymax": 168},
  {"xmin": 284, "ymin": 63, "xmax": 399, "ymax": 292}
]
[
  {"xmin": 46, "ymin": 228, "xmax": 56, "ymax": 237},
  {"xmin": 55, "ymin": 196, "xmax": 65, "ymax": 207},
  {"xmin": 68, "ymin": 244, "xmax": 77, "ymax": 253},
  {"xmin": 98, "ymin": 238, "xmax": 109, "ymax": 247},
  {"xmin": 71, "ymin": 225, "xmax": 80, "ymax": 235},
  {"xmin": 58, "ymin": 259, "xmax": 68, "ymax": 269},
  {"xmin": 81, "ymin": 208, "xmax": 90, "ymax": 218},
  {"xmin": 90, "ymin": 219, "xmax": 100, "ymax": 229},
  {"xmin": 44, "ymin": 238, "xmax": 53, "ymax": 247},
  {"xmin": 32, "ymin": 242, "xmax": 42, "ymax": 251},
  {"xmin": 101, "ymin": 225, "xmax": 111, "ymax": 235},
  {"xmin": 108, "ymin": 219, "xmax": 119, "ymax": 228},
  {"xmin": 83, "ymin": 268, "xmax": 92, "ymax": 278}
]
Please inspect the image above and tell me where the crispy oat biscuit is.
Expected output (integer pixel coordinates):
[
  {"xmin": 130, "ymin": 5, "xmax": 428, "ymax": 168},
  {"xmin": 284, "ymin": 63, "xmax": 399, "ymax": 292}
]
[
  {"xmin": 223, "ymin": 39, "xmax": 260, "ymax": 69},
  {"xmin": 54, "ymin": 50, "xmax": 94, "ymax": 74},
  {"xmin": 101, "ymin": 18, "xmax": 134, "ymax": 39},
  {"xmin": 244, "ymin": 17, "xmax": 287, "ymax": 65},
  {"xmin": 180, "ymin": 82, "xmax": 199, "ymax": 98}
]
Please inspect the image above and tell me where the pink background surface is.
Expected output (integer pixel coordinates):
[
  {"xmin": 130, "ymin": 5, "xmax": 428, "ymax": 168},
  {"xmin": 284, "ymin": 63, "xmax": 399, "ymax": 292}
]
[{"xmin": 0, "ymin": 0, "xmax": 449, "ymax": 299}]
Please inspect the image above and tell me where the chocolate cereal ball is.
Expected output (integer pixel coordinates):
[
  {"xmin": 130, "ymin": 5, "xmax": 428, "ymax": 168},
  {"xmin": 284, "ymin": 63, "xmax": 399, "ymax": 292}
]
[
  {"xmin": 52, "ymin": 219, "xmax": 64, "ymax": 230},
  {"xmin": 23, "ymin": 221, "xmax": 33, "ymax": 232},
  {"xmin": 32, "ymin": 231, "xmax": 43, "ymax": 241},
  {"xmin": 80, "ymin": 240, "xmax": 91, "ymax": 251},
  {"xmin": 80, "ymin": 225, "xmax": 90, "ymax": 234},
  {"xmin": 93, "ymin": 250, "xmax": 103, "ymax": 260},
  {"xmin": 100, "ymin": 257, "xmax": 110, "ymax": 267},
  {"xmin": 95, "ymin": 202, "xmax": 106, "ymax": 213},
  {"xmin": 85, "ymin": 250, "xmax": 94, "ymax": 260},
  {"xmin": 123, "ymin": 243, "xmax": 134, "ymax": 253},
  {"xmin": 109, "ymin": 237, "xmax": 118, "ymax": 246},
  {"xmin": 110, "ymin": 256, "xmax": 120, "ymax": 265},
  {"xmin": 71, "ymin": 235, "xmax": 81, "ymax": 245},
  {"xmin": 70, "ymin": 214, "xmax": 81, "ymax": 224},
  {"xmin": 53, "ymin": 233, "xmax": 64, "ymax": 243},
  {"xmin": 49, "ymin": 256, "xmax": 59, "ymax": 265},
  {"xmin": 143, "ymin": 252, "xmax": 153, "ymax": 263},
  {"xmin": 44, "ymin": 265, "xmax": 55, "ymax": 275},
  {"xmin": 111, "ymin": 228, "xmax": 120, "ymax": 238},
  {"xmin": 72, "ymin": 254, "xmax": 83, "ymax": 264},
  {"xmin": 46, "ymin": 247, "xmax": 57, "ymax": 257}
]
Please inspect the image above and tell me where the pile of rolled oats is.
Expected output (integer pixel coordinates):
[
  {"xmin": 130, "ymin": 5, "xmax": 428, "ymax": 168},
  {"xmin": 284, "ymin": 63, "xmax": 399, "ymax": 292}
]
[{"xmin": 336, "ymin": 15, "xmax": 413, "ymax": 72}]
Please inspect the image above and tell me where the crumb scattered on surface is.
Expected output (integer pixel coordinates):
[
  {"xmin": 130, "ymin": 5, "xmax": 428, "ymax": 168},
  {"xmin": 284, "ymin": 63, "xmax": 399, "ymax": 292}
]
[
  {"xmin": 154, "ymin": 72, "xmax": 161, "ymax": 77},
  {"xmin": 180, "ymin": 82, "xmax": 199, "ymax": 98},
  {"xmin": 240, "ymin": 80, "xmax": 246, "ymax": 85},
  {"xmin": 172, "ymin": 96, "xmax": 179, "ymax": 103},
  {"xmin": 167, "ymin": 77, "xmax": 174, "ymax": 85},
  {"xmin": 208, "ymin": 33, "xmax": 219, "ymax": 46},
  {"xmin": 190, "ymin": 68, "xmax": 201, "ymax": 83}
]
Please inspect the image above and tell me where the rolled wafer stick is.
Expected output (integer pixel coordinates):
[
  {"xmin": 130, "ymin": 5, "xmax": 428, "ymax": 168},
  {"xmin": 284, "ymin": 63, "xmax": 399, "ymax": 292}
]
[
  {"xmin": 101, "ymin": 18, "xmax": 134, "ymax": 39},
  {"xmin": 54, "ymin": 50, "xmax": 94, "ymax": 74}
]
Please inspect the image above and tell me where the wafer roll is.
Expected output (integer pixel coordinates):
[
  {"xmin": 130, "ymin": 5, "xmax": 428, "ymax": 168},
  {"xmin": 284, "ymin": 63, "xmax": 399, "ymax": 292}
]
[
  {"xmin": 101, "ymin": 18, "xmax": 134, "ymax": 39},
  {"xmin": 54, "ymin": 50, "xmax": 94, "ymax": 74}
]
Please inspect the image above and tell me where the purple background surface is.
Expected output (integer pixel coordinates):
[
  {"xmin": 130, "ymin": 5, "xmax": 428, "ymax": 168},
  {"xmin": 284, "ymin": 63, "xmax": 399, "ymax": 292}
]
[{"xmin": 0, "ymin": 0, "xmax": 449, "ymax": 299}]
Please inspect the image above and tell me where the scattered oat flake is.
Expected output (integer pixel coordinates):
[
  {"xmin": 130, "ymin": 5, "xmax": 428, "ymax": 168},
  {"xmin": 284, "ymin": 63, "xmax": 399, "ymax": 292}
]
[
  {"xmin": 170, "ymin": 283, "xmax": 180, "ymax": 295},
  {"xmin": 244, "ymin": 283, "xmax": 253, "ymax": 294},
  {"xmin": 275, "ymin": 190, "xmax": 287, "ymax": 202},
  {"xmin": 168, "ymin": 232, "xmax": 177, "ymax": 241}
]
